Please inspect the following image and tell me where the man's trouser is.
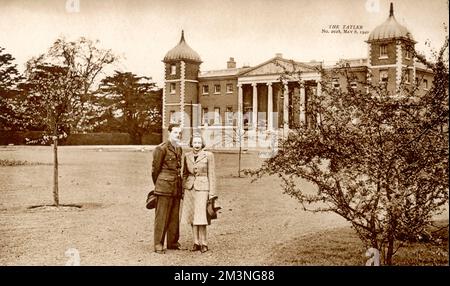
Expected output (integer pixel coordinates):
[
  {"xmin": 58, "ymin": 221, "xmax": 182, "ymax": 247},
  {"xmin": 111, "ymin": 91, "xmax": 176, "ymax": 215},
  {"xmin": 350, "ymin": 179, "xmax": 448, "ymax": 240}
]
[{"xmin": 154, "ymin": 195, "xmax": 181, "ymax": 250}]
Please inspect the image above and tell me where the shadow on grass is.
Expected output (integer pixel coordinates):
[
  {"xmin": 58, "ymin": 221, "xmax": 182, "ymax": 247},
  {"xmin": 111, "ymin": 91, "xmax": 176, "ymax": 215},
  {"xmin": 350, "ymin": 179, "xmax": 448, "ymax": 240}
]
[
  {"xmin": 0, "ymin": 159, "xmax": 51, "ymax": 166},
  {"xmin": 27, "ymin": 203, "xmax": 103, "ymax": 212},
  {"xmin": 268, "ymin": 220, "xmax": 449, "ymax": 266}
]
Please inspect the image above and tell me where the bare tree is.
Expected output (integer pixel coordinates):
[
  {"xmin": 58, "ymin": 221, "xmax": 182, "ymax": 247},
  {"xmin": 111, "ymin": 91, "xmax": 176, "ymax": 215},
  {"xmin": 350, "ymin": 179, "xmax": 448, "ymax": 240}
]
[
  {"xmin": 20, "ymin": 63, "xmax": 83, "ymax": 206},
  {"xmin": 46, "ymin": 37, "xmax": 118, "ymax": 132}
]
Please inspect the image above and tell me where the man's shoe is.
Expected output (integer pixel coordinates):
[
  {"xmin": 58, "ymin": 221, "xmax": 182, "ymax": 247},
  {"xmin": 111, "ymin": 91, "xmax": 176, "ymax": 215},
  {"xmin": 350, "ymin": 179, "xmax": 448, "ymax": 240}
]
[
  {"xmin": 200, "ymin": 245, "xmax": 208, "ymax": 253},
  {"xmin": 167, "ymin": 242, "xmax": 182, "ymax": 250},
  {"xmin": 190, "ymin": 244, "xmax": 201, "ymax": 251},
  {"xmin": 155, "ymin": 244, "xmax": 165, "ymax": 254}
]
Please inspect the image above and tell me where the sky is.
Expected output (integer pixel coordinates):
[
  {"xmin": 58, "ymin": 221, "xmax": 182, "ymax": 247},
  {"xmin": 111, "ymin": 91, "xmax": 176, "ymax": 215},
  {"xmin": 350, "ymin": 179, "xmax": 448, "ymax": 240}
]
[{"xmin": 0, "ymin": 0, "xmax": 448, "ymax": 86}]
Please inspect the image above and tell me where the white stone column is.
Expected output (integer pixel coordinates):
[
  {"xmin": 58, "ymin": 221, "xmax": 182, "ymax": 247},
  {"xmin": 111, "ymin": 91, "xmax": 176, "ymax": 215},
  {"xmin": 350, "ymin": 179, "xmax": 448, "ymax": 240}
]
[
  {"xmin": 283, "ymin": 82, "xmax": 289, "ymax": 132},
  {"xmin": 299, "ymin": 81, "xmax": 306, "ymax": 126},
  {"xmin": 252, "ymin": 83, "xmax": 258, "ymax": 130},
  {"xmin": 237, "ymin": 83, "xmax": 243, "ymax": 130},
  {"xmin": 316, "ymin": 81, "xmax": 322, "ymax": 125},
  {"xmin": 267, "ymin": 82, "xmax": 273, "ymax": 130}
]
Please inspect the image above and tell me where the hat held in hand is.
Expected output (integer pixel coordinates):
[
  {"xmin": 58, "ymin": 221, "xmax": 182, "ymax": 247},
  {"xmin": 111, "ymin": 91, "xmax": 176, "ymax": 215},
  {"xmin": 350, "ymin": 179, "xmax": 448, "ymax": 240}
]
[
  {"xmin": 146, "ymin": 190, "xmax": 157, "ymax": 209},
  {"xmin": 206, "ymin": 195, "xmax": 221, "ymax": 224}
]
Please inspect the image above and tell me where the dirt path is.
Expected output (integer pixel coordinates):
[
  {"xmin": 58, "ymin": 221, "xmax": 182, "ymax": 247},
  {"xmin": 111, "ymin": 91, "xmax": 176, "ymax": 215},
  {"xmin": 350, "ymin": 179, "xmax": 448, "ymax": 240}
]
[{"xmin": 0, "ymin": 146, "xmax": 350, "ymax": 265}]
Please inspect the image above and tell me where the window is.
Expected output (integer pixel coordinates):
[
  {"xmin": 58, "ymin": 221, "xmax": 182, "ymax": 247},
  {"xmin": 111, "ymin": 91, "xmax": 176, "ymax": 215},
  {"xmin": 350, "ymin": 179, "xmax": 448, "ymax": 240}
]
[
  {"xmin": 214, "ymin": 84, "xmax": 221, "ymax": 94},
  {"xmin": 169, "ymin": 83, "xmax": 176, "ymax": 94},
  {"xmin": 423, "ymin": 79, "xmax": 429, "ymax": 90},
  {"xmin": 379, "ymin": 44, "xmax": 388, "ymax": 58},
  {"xmin": 170, "ymin": 64, "xmax": 176, "ymax": 75},
  {"xmin": 214, "ymin": 107, "xmax": 221, "ymax": 125},
  {"xmin": 243, "ymin": 107, "xmax": 251, "ymax": 130},
  {"xmin": 415, "ymin": 77, "xmax": 419, "ymax": 85},
  {"xmin": 202, "ymin": 85, "xmax": 209, "ymax": 95},
  {"xmin": 405, "ymin": 47, "xmax": 412, "ymax": 59},
  {"xmin": 225, "ymin": 106, "xmax": 233, "ymax": 126},
  {"xmin": 226, "ymin": 84, "xmax": 233, "ymax": 93},
  {"xmin": 350, "ymin": 81, "xmax": 358, "ymax": 89},
  {"xmin": 332, "ymin": 78, "xmax": 340, "ymax": 89},
  {"xmin": 380, "ymin": 70, "xmax": 388, "ymax": 83},
  {"xmin": 169, "ymin": 110, "xmax": 177, "ymax": 123},
  {"xmin": 405, "ymin": 71, "xmax": 410, "ymax": 83},
  {"xmin": 202, "ymin": 108, "xmax": 209, "ymax": 125}
]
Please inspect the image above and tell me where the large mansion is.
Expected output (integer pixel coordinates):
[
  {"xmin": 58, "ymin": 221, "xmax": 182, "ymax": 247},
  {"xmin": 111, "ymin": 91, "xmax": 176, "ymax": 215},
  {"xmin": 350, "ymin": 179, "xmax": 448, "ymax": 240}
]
[{"xmin": 161, "ymin": 3, "xmax": 433, "ymax": 148}]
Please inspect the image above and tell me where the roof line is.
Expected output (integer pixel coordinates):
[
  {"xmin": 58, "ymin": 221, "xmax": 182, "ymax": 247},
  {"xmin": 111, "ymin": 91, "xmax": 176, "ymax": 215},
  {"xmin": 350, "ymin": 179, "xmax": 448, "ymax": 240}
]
[{"xmin": 237, "ymin": 56, "xmax": 318, "ymax": 76}]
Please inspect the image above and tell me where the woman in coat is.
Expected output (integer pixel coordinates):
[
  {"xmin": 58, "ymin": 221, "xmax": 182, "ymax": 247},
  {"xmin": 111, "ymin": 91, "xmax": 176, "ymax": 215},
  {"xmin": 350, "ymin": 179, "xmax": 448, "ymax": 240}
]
[{"xmin": 182, "ymin": 134, "xmax": 216, "ymax": 253}]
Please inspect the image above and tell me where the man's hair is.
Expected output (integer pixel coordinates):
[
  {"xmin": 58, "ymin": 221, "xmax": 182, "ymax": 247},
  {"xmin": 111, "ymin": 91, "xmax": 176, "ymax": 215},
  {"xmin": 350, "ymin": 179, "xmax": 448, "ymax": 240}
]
[{"xmin": 168, "ymin": 123, "xmax": 181, "ymax": 133}]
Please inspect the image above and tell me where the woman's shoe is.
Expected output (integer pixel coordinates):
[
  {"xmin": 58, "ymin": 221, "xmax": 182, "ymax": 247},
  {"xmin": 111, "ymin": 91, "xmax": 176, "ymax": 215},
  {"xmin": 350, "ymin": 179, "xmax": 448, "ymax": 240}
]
[
  {"xmin": 200, "ymin": 245, "xmax": 208, "ymax": 253},
  {"xmin": 191, "ymin": 244, "xmax": 201, "ymax": 251}
]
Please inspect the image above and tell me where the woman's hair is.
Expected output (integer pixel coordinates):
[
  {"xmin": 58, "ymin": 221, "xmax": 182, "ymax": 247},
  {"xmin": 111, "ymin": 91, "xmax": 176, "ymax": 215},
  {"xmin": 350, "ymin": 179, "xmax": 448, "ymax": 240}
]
[{"xmin": 189, "ymin": 134, "xmax": 206, "ymax": 148}]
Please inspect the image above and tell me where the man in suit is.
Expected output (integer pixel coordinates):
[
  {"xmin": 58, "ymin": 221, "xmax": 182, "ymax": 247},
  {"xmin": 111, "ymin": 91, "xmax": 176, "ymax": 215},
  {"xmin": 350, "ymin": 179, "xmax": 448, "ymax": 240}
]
[{"xmin": 152, "ymin": 123, "xmax": 183, "ymax": 254}]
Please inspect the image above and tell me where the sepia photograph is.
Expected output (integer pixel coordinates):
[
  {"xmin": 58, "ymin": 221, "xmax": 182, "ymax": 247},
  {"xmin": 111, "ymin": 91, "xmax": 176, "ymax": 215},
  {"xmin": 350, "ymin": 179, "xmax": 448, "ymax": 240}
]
[{"xmin": 0, "ymin": 0, "xmax": 448, "ymax": 270}]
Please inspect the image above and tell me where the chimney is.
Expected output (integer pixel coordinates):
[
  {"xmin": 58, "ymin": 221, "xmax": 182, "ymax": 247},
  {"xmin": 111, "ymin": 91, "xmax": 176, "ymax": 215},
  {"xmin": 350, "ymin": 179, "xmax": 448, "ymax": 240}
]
[
  {"xmin": 275, "ymin": 53, "xmax": 283, "ymax": 58},
  {"xmin": 227, "ymin": 57, "xmax": 236, "ymax": 69}
]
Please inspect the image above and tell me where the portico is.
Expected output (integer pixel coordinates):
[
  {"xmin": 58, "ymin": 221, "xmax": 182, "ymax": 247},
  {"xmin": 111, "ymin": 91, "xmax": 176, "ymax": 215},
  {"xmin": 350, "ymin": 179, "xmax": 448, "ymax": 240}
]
[{"xmin": 236, "ymin": 57, "xmax": 321, "ymax": 133}]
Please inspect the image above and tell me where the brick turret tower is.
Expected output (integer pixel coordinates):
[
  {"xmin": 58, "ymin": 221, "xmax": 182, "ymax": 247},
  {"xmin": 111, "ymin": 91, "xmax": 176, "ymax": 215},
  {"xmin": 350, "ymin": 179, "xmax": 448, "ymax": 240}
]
[
  {"xmin": 366, "ymin": 3, "xmax": 417, "ymax": 93},
  {"xmin": 162, "ymin": 30, "xmax": 202, "ymax": 142}
]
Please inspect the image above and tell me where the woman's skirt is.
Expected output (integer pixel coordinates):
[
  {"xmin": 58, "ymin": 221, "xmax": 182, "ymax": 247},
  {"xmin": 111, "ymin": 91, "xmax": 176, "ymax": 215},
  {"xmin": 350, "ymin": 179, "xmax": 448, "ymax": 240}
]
[{"xmin": 182, "ymin": 188, "xmax": 209, "ymax": 225}]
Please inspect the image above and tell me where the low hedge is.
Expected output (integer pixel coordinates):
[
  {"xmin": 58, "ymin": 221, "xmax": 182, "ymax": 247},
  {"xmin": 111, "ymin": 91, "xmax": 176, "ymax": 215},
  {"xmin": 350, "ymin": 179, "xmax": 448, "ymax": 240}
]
[{"xmin": 0, "ymin": 131, "xmax": 162, "ymax": 145}]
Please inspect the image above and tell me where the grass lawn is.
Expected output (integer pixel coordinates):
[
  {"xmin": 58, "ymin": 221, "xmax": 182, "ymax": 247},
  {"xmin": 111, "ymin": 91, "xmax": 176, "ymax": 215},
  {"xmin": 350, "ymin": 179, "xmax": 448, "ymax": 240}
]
[
  {"xmin": 270, "ymin": 220, "xmax": 448, "ymax": 266},
  {"xmin": 0, "ymin": 145, "xmax": 448, "ymax": 266}
]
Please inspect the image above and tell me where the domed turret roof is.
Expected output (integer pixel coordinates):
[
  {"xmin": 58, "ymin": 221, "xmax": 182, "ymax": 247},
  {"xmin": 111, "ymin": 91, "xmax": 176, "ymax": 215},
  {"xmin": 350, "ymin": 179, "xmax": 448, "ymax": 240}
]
[
  {"xmin": 163, "ymin": 31, "xmax": 202, "ymax": 63},
  {"xmin": 368, "ymin": 3, "xmax": 415, "ymax": 42}
]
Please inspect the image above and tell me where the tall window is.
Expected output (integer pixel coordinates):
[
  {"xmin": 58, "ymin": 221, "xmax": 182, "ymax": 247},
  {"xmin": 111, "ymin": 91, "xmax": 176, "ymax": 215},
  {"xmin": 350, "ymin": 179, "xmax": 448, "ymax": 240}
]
[
  {"xmin": 405, "ymin": 71, "xmax": 410, "ymax": 83},
  {"xmin": 214, "ymin": 84, "xmax": 221, "ymax": 94},
  {"xmin": 405, "ymin": 49, "xmax": 412, "ymax": 59},
  {"xmin": 380, "ymin": 44, "xmax": 388, "ymax": 58},
  {"xmin": 380, "ymin": 70, "xmax": 388, "ymax": 83},
  {"xmin": 243, "ymin": 107, "xmax": 252, "ymax": 129},
  {"xmin": 332, "ymin": 78, "xmax": 340, "ymax": 89},
  {"xmin": 226, "ymin": 84, "xmax": 233, "ymax": 93},
  {"xmin": 423, "ymin": 79, "xmax": 429, "ymax": 90},
  {"xmin": 169, "ymin": 110, "xmax": 177, "ymax": 123},
  {"xmin": 170, "ymin": 64, "xmax": 176, "ymax": 75},
  {"xmin": 214, "ymin": 107, "xmax": 221, "ymax": 125},
  {"xmin": 169, "ymin": 82, "xmax": 176, "ymax": 94},
  {"xmin": 225, "ymin": 106, "xmax": 233, "ymax": 126},
  {"xmin": 202, "ymin": 108, "xmax": 209, "ymax": 125},
  {"xmin": 202, "ymin": 85, "xmax": 209, "ymax": 95}
]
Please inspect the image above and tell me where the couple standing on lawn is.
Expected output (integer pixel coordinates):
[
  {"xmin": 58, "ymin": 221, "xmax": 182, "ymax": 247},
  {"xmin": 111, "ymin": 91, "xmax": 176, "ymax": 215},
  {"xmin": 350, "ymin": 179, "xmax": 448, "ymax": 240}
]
[{"xmin": 151, "ymin": 123, "xmax": 218, "ymax": 254}]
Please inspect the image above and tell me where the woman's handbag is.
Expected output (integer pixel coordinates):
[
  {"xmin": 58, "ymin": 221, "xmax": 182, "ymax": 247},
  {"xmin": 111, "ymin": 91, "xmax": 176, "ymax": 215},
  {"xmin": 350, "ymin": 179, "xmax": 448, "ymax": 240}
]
[{"xmin": 146, "ymin": 190, "xmax": 157, "ymax": 209}]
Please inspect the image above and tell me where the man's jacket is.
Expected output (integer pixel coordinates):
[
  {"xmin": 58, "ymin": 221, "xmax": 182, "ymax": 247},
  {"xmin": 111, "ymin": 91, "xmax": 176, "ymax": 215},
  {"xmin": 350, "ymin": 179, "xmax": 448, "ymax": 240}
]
[{"xmin": 152, "ymin": 141, "xmax": 183, "ymax": 197}]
